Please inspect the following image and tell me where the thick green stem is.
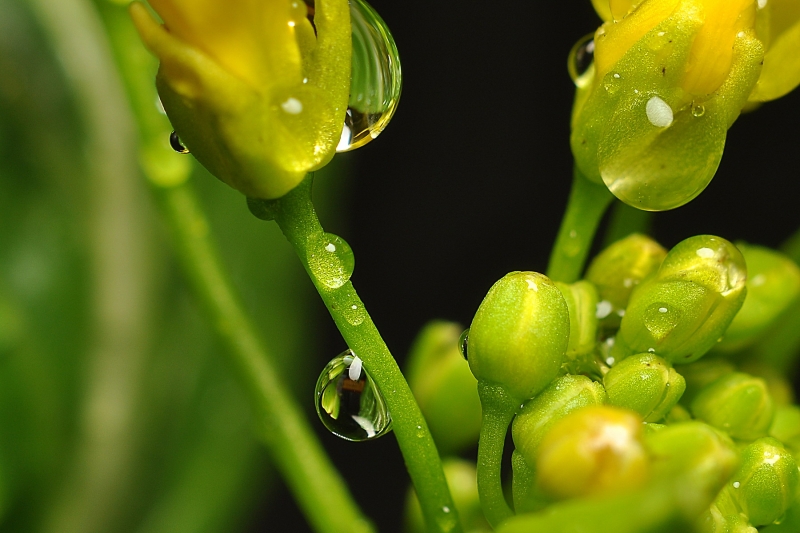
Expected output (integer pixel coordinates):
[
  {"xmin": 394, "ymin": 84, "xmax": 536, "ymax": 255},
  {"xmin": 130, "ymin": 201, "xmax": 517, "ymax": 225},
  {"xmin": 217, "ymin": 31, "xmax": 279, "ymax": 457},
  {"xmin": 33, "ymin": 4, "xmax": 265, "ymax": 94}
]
[
  {"xmin": 546, "ymin": 168, "xmax": 614, "ymax": 283},
  {"xmin": 476, "ymin": 382, "xmax": 517, "ymax": 528},
  {"xmin": 160, "ymin": 184, "xmax": 373, "ymax": 533},
  {"xmin": 269, "ymin": 178, "xmax": 462, "ymax": 533}
]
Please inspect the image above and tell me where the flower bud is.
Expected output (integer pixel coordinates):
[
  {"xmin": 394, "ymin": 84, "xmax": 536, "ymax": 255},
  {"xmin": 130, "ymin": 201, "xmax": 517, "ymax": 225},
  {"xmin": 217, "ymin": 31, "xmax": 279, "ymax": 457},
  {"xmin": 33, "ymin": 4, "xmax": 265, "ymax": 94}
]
[
  {"xmin": 585, "ymin": 234, "xmax": 667, "ymax": 330},
  {"xmin": 615, "ymin": 235, "xmax": 747, "ymax": 364},
  {"xmin": 678, "ymin": 356, "xmax": 736, "ymax": 406},
  {"xmin": 690, "ymin": 372, "xmax": 775, "ymax": 441},
  {"xmin": 748, "ymin": 0, "xmax": 800, "ymax": 101},
  {"xmin": 716, "ymin": 244, "xmax": 800, "ymax": 352},
  {"xmin": 603, "ymin": 353, "xmax": 685, "ymax": 422},
  {"xmin": 131, "ymin": 0, "xmax": 352, "ymax": 198},
  {"xmin": 573, "ymin": 0, "xmax": 772, "ymax": 211},
  {"xmin": 512, "ymin": 375, "xmax": 607, "ymax": 470},
  {"xmin": 554, "ymin": 281, "xmax": 599, "ymax": 367},
  {"xmin": 536, "ymin": 405, "xmax": 649, "ymax": 500},
  {"xmin": 769, "ymin": 405, "xmax": 800, "ymax": 456},
  {"xmin": 405, "ymin": 321, "xmax": 482, "ymax": 454},
  {"xmin": 729, "ymin": 438, "xmax": 799, "ymax": 526},
  {"xmin": 645, "ymin": 421, "xmax": 738, "ymax": 515},
  {"xmin": 467, "ymin": 272, "xmax": 570, "ymax": 403}
]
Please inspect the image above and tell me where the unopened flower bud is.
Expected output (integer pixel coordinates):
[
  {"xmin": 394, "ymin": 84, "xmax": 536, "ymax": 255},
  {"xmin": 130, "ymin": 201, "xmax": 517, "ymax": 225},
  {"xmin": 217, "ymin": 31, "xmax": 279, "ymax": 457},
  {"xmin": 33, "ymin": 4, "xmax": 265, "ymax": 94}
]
[
  {"xmin": 467, "ymin": 272, "xmax": 570, "ymax": 403},
  {"xmin": 512, "ymin": 375, "xmax": 607, "ymax": 470},
  {"xmin": 585, "ymin": 233, "xmax": 667, "ymax": 330},
  {"xmin": 405, "ymin": 321, "xmax": 482, "ymax": 454},
  {"xmin": 690, "ymin": 372, "xmax": 775, "ymax": 441},
  {"xmin": 717, "ymin": 244, "xmax": 800, "ymax": 352},
  {"xmin": 769, "ymin": 405, "xmax": 800, "ymax": 456},
  {"xmin": 678, "ymin": 356, "xmax": 736, "ymax": 406},
  {"xmin": 646, "ymin": 421, "xmax": 738, "ymax": 515},
  {"xmin": 729, "ymin": 438, "xmax": 799, "ymax": 526},
  {"xmin": 555, "ymin": 281, "xmax": 599, "ymax": 366},
  {"xmin": 615, "ymin": 235, "xmax": 747, "ymax": 364},
  {"xmin": 603, "ymin": 353, "xmax": 685, "ymax": 422},
  {"xmin": 536, "ymin": 405, "xmax": 649, "ymax": 500}
]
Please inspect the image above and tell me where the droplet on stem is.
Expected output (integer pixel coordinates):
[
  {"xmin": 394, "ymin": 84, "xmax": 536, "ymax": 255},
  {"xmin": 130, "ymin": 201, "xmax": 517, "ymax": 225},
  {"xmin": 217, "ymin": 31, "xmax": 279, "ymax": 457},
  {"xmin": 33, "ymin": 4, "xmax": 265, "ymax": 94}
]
[
  {"xmin": 315, "ymin": 349, "xmax": 392, "ymax": 441},
  {"xmin": 568, "ymin": 33, "xmax": 595, "ymax": 88},
  {"xmin": 169, "ymin": 131, "xmax": 190, "ymax": 154},
  {"xmin": 306, "ymin": 233, "xmax": 355, "ymax": 290},
  {"xmin": 458, "ymin": 328, "xmax": 469, "ymax": 360}
]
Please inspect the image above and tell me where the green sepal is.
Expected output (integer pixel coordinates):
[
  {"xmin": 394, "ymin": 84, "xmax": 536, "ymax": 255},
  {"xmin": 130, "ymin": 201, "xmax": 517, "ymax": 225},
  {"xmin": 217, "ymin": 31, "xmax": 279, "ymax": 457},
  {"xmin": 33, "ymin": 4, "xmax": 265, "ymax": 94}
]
[
  {"xmin": 690, "ymin": 372, "xmax": 775, "ymax": 441},
  {"xmin": 404, "ymin": 321, "xmax": 482, "ymax": 455},
  {"xmin": 730, "ymin": 437, "xmax": 800, "ymax": 526},
  {"xmin": 512, "ymin": 375, "xmax": 607, "ymax": 472},
  {"xmin": 603, "ymin": 353, "xmax": 685, "ymax": 422},
  {"xmin": 554, "ymin": 281, "xmax": 600, "ymax": 371},
  {"xmin": 467, "ymin": 272, "xmax": 570, "ymax": 403},
  {"xmin": 769, "ymin": 405, "xmax": 800, "ymax": 457}
]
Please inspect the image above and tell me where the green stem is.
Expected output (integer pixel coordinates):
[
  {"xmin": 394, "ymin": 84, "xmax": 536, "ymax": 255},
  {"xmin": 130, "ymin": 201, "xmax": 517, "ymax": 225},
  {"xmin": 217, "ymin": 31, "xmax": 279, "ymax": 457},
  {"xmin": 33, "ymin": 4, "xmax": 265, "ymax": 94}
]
[
  {"xmin": 269, "ymin": 178, "xmax": 462, "ymax": 533},
  {"xmin": 476, "ymin": 382, "xmax": 516, "ymax": 528},
  {"xmin": 603, "ymin": 202, "xmax": 654, "ymax": 247},
  {"xmin": 546, "ymin": 167, "xmax": 614, "ymax": 283},
  {"xmin": 159, "ymin": 183, "xmax": 374, "ymax": 533}
]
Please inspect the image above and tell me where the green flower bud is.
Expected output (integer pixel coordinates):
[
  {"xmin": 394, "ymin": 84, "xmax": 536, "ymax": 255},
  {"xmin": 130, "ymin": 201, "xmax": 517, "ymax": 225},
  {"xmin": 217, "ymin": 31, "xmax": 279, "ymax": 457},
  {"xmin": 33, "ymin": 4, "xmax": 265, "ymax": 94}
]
[
  {"xmin": 690, "ymin": 373, "xmax": 775, "ymax": 441},
  {"xmin": 730, "ymin": 438, "xmax": 800, "ymax": 526},
  {"xmin": 697, "ymin": 487, "xmax": 752, "ymax": 533},
  {"xmin": 405, "ymin": 321, "xmax": 482, "ymax": 454},
  {"xmin": 604, "ymin": 353, "xmax": 685, "ymax": 422},
  {"xmin": 555, "ymin": 281, "xmax": 600, "ymax": 371},
  {"xmin": 536, "ymin": 405, "xmax": 649, "ymax": 500},
  {"xmin": 679, "ymin": 356, "xmax": 737, "ymax": 406},
  {"xmin": 717, "ymin": 244, "xmax": 800, "ymax": 352},
  {"xmin": 664, "ymin": 403, "xmax": 692, "ymax": 424},
  {"xmin": 769, "ymin": 405, "xmax": 800, "ymax": 457},
  {"xmin": 646, "ymin": 421, "xmax": 739, "ymax": 516},
  {"xmin": 615, "ymin": 235, "xmax": 747, "ymax": 364},
  {"xmin": 585, "ymin": 233, "xmax": 667, "ymax": 330},
  {"xmin": 404, "ymin": 458, "xmax": 491, "ymax": 533},
  {"xmin": 467, "ymin": 272, "xmax": 570, "ymax": 403},
  {"xmin": 512, "ymin": 375, "xmax": 607, "ymax": 470}
]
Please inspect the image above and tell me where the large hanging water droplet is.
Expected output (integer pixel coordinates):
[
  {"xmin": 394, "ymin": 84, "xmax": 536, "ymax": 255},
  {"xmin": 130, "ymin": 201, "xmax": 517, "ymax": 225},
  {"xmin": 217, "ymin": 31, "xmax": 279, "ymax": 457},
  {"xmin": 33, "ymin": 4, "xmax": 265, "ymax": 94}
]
[
  {"xmin": 336, "ymin": 0, "xmax": 401, "ymax": 152},
  {"xmin": 568, "ymin": 33, "xmax": 595, "ymax": 88},
  {"xmin": 307, "ymin": 233, "xmax": 355, "ymax": 289},
  {"xmin": 315, "ymin": 350, "xmax": 392, "ymax": 441},
  {"xmin": 458, "ymin": 328, "xmax": 469, "ymax": 360},
  {"xmin": 169, "ymin": 131, "xmax": 190, "ymax": 154}
]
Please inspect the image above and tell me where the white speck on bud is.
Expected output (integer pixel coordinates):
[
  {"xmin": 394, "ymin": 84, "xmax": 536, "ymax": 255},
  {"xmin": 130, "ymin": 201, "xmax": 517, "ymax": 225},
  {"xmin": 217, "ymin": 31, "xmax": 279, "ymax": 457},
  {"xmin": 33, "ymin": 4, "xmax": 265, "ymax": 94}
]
[
  {"xmin": 325, "ymin": 242, "xmax": 337, "ymax": 252},
  {"xmin": 596, "ymin": 300, "xmax": 613, "ymax": 319},
  {"xmin": 646, "ymin": 96, "xmax": 673, "ymax": 128},
  {"xmin": 696, "ymin": 247, "xmax": 715, "ymax": 259},
  {"xmin": 281, "ymin": 97, "xmax": 303, "ymax": 114}
]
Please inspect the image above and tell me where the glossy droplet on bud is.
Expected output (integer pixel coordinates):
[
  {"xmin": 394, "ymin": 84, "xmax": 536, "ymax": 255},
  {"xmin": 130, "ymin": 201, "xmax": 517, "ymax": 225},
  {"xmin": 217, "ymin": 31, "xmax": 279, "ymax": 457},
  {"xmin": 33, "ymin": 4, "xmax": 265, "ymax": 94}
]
[
  {"xmin": 467, "ymin": 272, "xmax": 570, "ymax": 403},
  {"xmin": 690, "ymin": 372, "xmax": 775, "ymax": 441},
  {"xmin": 603, "ymin": 353, "xmax": 685, "ymax": 422},
  {"xmin": 729, "ymin": 438, "xmax": 799, "ymax": 526},
  {"xmin": 315, "ymin": 349, "xmax": 392, "ymax": 441},
  {"xmin": 568, "ymin": 33, "xmax": 596, "ymax": 88},
  {"xmin": 458, "ymin": 328, "xmax": 469, "ymax": 360},
  {"xmin": 169, "ymin": 131, "xmax": 190, "ymax": 154},
  {"xmin": 336, "ymin": 0, "xmax": 401, "ymax": 152},
  {"xmin": 306, "ymin": 233, "xmax": 355, "ymax": 290}
]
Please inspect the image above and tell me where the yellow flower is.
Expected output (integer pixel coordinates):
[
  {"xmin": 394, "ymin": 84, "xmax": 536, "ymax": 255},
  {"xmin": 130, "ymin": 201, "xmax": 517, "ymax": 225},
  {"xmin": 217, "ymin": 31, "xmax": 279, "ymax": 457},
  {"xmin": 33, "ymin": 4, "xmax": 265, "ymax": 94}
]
[
  {"xmin": 130, "ymin": 0, "xmax": 351, "ymax": 198},
  {"xmin": 573, "ymin": 0, "xmax": 800, "ymax": 211}
]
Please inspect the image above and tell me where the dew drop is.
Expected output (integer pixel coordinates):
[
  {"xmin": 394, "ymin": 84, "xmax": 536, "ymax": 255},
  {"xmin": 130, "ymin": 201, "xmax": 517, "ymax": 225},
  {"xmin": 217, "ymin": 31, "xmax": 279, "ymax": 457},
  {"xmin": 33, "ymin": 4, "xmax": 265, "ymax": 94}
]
[
  {"xmin": 643, "ymin": 303, "xmax": 680, "ymax": 340},
  {"xmin": 336, "ymin": 0, "xmax": 402, "ymax": 152},
  {"xmin": 315, "ymin": 349, "xmax": 392, "ymax": 441},
  {"xmin": 169, "ymin": 131, "xmax": 190, "ymax": 154},
  {"xmin": 691, "ymin": 103, "xmax": 705, "ymax": 117},
  {"xmin": 307, "ymin": 233, "xmax": 355, "ymax": 289},
  {"xmin": 458, "ymin": 328, "xmax": 469, "ymax": 360},
  {"xmin": 344, "ymin": 302, "xmax": 365, "ymax": 326},
  {"xmin": 568, "ymin": 33, "xmax": 595, "ymax": 88}
]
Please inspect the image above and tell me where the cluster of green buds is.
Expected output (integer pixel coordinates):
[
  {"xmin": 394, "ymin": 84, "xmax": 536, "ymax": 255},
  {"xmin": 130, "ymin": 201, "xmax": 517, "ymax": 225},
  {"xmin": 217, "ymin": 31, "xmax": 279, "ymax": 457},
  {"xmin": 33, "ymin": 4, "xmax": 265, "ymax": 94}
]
[
  {"xmin": 571, "ymin": 0, "xmax": 800, "ymax": 211},
  {"xmin": 409, "ymin": 231, "xmax": 800, "ymax": 532}
]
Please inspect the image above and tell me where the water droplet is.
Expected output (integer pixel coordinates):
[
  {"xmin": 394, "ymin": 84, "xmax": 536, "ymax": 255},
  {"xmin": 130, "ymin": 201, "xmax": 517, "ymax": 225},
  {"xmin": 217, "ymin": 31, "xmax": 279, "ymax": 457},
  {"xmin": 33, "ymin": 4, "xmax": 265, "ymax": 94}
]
[
  {"xmin": 336, "ymin": 0, "xmax": 402, "ymax": 152},
  {"xmin": 568, "ymin": 33, "xmax": 595, "ymax": 88},
  {"xmin": 646, "ymin": 96, "xmax": 673, "ymax": 128},
  {"xmin": 307, "ymin": 233, "xmax": 355, "ymax": 289},
  {"xmin": 169, "ymin": 131, "xmax": 189, "ymax": 154},
  {"xmin": 643, "ymin": 302, "xmax": 680, "ymax": 341},
  {"xmin": 458, "ymin": 328, "xmax": 469, "ymax": 360},
  {"xmin": 343, "ymin": 302, "xmax": 365, "ymax": 326},
  {"xmin": 773, "ymin": 512, "xmax": 786, "ymax": 525},
  {"xmin": 315, "ymin": 349, "xmax": 392, "ymax": 441},
  {"xmin": 691, "ymin": 103, "xmax": 705, "ymax": 117}
]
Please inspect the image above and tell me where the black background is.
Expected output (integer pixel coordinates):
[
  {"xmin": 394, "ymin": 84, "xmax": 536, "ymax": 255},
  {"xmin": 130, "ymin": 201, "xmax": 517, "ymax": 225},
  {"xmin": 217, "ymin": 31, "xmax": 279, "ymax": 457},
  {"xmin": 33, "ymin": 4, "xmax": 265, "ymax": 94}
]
[{"xmin": 254, "ymin": 1, "xmax": 800, "ymax": 531}]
